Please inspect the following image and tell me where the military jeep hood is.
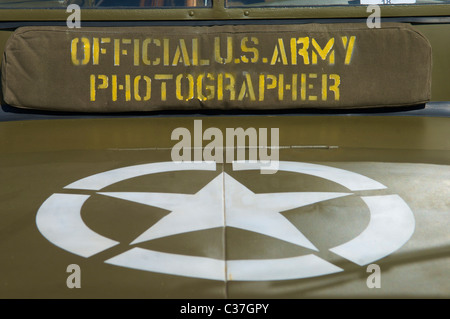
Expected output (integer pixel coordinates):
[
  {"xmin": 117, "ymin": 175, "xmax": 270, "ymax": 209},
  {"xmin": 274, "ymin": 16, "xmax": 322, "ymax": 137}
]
[{"xmin": 0, "ymin": 111, "xmax": 449, "ymax": 299}]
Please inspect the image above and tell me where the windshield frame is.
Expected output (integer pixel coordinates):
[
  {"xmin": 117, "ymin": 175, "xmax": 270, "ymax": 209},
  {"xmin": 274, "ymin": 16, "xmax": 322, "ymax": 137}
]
[{"xmin": 0, "ymin": 0, "xmax": 449, "ymax": 21}]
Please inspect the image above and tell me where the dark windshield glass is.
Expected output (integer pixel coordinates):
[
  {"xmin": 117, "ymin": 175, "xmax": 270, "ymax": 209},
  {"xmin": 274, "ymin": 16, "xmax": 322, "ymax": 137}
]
[
  {"xmin": 0, "ymin": 0, "xmax": 211, "ymax": 8},
  {"xmin": 226, "ymin": 0, "xmax": 450, "ymax": 7}
]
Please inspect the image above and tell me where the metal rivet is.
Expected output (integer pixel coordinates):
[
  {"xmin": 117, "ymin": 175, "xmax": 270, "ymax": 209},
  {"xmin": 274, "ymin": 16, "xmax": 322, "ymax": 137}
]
[
  {"xmin": 189, "ymin": 10, "xmax": 195, "ymax": 16},
  {"xmin": 244, "ymin": 10, "xmax": 250, "ymax": 16}
]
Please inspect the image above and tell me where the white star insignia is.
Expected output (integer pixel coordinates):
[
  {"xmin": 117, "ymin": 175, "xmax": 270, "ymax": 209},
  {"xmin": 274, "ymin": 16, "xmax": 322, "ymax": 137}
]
[{"xmin": 99, "ymin": 173, "xmax": 350, "ymax": 251}]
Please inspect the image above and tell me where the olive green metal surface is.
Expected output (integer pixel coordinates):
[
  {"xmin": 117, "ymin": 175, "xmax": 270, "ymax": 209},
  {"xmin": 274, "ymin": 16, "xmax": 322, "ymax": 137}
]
[{"xmin": 0, "ymin": 115, "xmax": 449, "ymax": 298}]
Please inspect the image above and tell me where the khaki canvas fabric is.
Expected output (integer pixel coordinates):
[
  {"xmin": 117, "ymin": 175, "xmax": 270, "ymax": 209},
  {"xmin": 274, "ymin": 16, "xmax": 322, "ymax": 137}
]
[{"xmin": 1, "ymin": 23, "xmax": 432, "ymax": 112}]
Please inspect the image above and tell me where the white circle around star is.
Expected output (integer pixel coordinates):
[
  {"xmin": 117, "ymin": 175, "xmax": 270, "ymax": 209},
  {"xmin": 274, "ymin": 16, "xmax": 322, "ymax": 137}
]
[{"xmin": 36, "ymin": 161, "xmax": 415, "ymax": 281}]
